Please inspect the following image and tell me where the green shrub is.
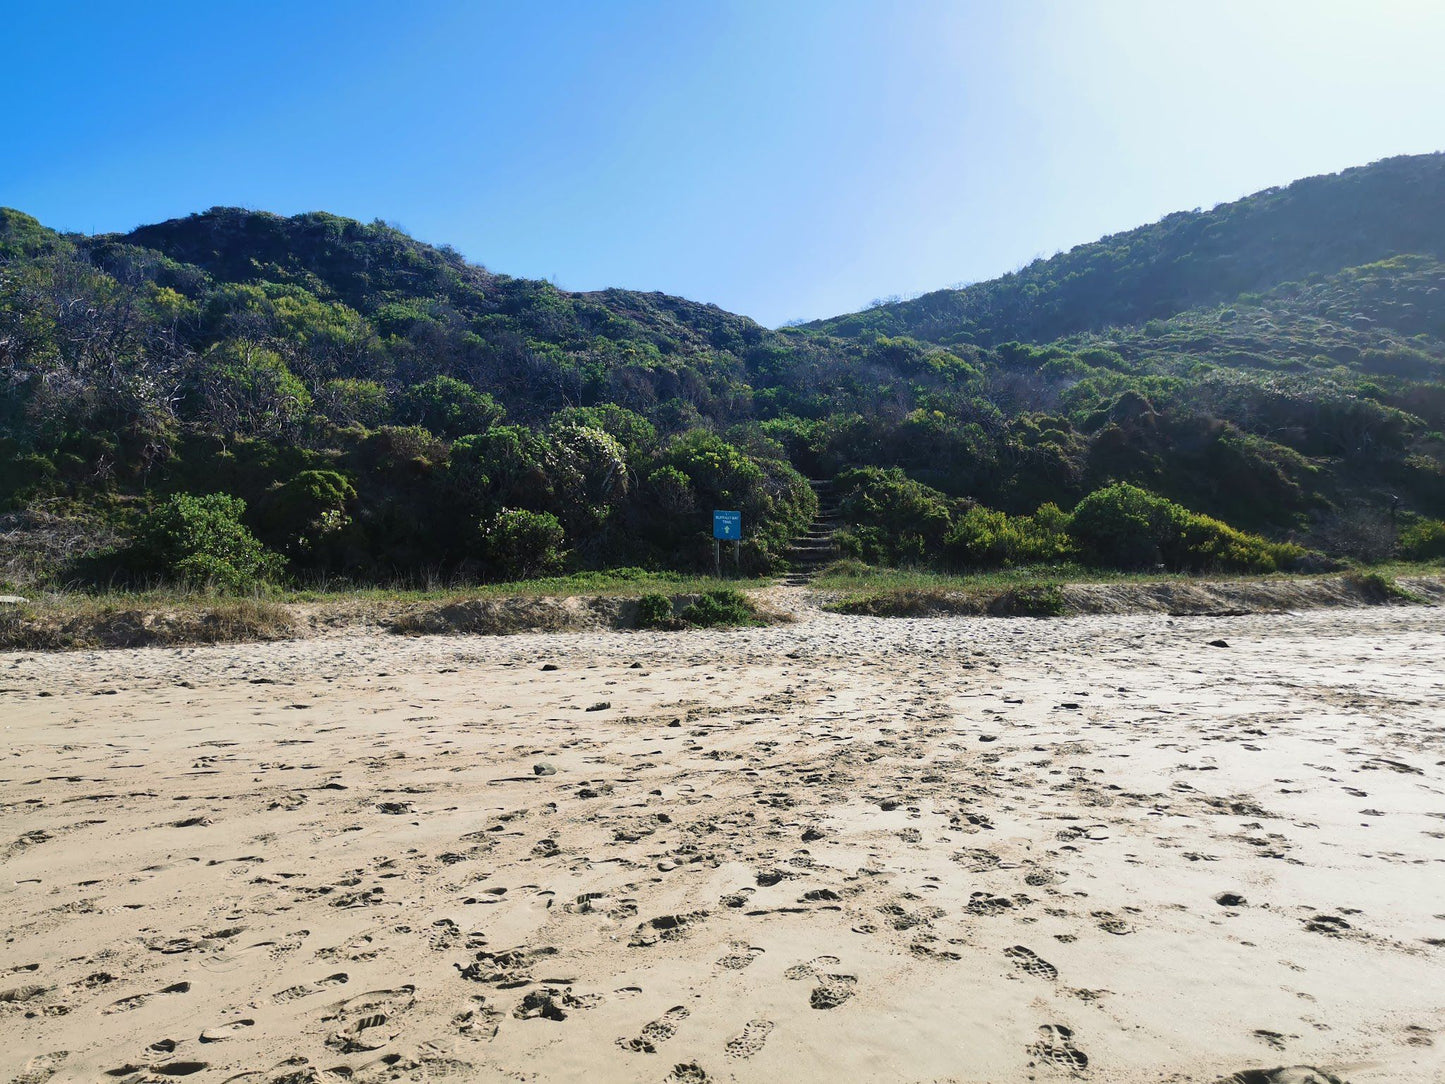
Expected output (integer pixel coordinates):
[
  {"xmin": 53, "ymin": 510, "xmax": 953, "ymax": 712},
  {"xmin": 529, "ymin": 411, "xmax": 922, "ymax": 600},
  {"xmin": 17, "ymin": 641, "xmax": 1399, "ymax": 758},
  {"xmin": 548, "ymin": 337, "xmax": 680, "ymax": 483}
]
[
  {"xmin": 448, "ymin": 425, "xmax": 553, "ymax": 508},
  {"xmin": 990, "ymin": 582, "xmax": 1066, "ymax": 616},
  {"xmin": 1068, "ymin": 483, "xmax": 1174, "ymax": 568},
  {"xmin": 398, "ymin": 375, "xmax": 504, "ymax": 438},
  {"xmin": 1399, "ymin": 519, "xmax": 1445, "ymax": 561},
  {"xmin": 645, "ymin": 465, "xmax": 695, "ymax": 515},
  {"xmin": 1068, "ymin": 483, "xmax": 1302, "ymax": 572},
  {"xmin": 815, "ymin": 557, "xmax": 873, "ymax": 580},
  {"xmin": 679, "ymin": 589, "xmax": 759, "ymax": 627},
  {"xmin": 192, "ymin": 341, "xmax": 311, "ymax": 436},
  {"xmin": 0, "ymin": 450, "xmax": 57, "ymax": 509},
  {"xmin": 548, "ymin": 424, "xmax": 629, "ymax": 534},
  {"xmin": 358, "ymin": 425, "xmax": 448, "ymax": 474},
  {"xmin": 552, "ymin": 404, "xmax": 657, "ymax": 460},
  {"xmin": 645, "ymin": 430, "xmax": 814, "ymax": 574},
  {"xmin": 261, "ymin": 469, "xmax": 356, "ymax": 556},
  {"xmin": 133, "ymin": 492, "xmax": 283, "ymax": 591},
  {"xmin": 636, "ymin": 594, "xmax": 675, "ymax": 629},
  {"xmin": 478, "ymin": 508, "xmax": 566, "ymax": 579},
  {"xmin": 317, "ymin": 378, "xmax": 390, "ymax": 428},
  {"xmin": 1168, "ymin": 507, "xmax": 1305, "ymax": 572},
  {"xmin": 835, "ymin": 466, "xmax": 953, "ymax": 565},
  {"xmin": 944, "ymin": 503, "xmax": 1073, "ymax": 567}
]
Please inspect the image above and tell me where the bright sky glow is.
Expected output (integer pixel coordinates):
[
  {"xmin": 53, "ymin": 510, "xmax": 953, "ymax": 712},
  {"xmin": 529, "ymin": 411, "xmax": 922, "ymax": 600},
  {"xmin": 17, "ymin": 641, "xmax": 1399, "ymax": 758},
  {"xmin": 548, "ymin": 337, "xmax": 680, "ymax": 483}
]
[{"xmin": 4, "ymin": 0, "xmax": 1444, "ymax": 325}]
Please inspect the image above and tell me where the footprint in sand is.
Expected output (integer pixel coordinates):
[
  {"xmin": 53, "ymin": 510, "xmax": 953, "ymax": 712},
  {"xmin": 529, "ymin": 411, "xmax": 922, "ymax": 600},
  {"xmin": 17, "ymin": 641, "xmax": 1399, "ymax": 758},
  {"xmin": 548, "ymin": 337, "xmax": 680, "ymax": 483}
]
[
  {"xmin": 967, "ymin": 893, "xmax": 1016, "ymax": 917},
  {"xmin": 453, "ymin": 999, "xmax": 503, "ymax": 1041},
  {"xmin": 617, "ymin": 1005, "xmax": 690, "ymax": 1053},
  {"xmin": 106, "ymin": 1060, "xmax": 210, "ymax": 1079},
  {"xmin": 313, "ymin": 929, "xmax": 379, "ymax": 963},
  {"xmin": 513, "ymin": 989, "xmax": 570, "ymax": 1021},
  {"xmin": 1302, "ymin": 915, "xmax": 1351, "ymax": 936},
  {"xmin": 1092, "ymin": 911, "xmax": 1135, "ymax": 936},
  {"xmin": 783, "ymin": 956, "xmax": 839, "ymax": 980},
  {"xmin": 561, "ymin": 892, "xmax": 607, "ymax": 914},
  {"xmin": 715, "ymin": 943, "xmax": 764, "ymax": 970},
  {"xmin": 7, "ymin": 1051, "xmax": 68, "ymax": 1084},
  {"xmin": 954, "ymin": 848, "xmax": 1002, "ymax": 872},
  {"xmin": 725, "ymin": 1019, "xmax": 774, "ymax": 1059},
  {"xmin": 102, "ymin": 982, "xmax": 191, "ymax": 1014},
  {"xmin": 664, "ymin": 1063, "xmax": 711, "ymax": 1083},
  {"xmin": 2, "ymin": 984, "xmax": 50, "ymax": 1005},
  {"xmin": 1029, "ymin": 1023, "xmax": 1088, "ymax": 1071},
  {"xmin": 199, "ymin": 1018, "xmax": 256, "ymax": 1043},
  {"xmin": 1004, "ymin": 946, "xmax": 1059, "ymax": 981},
  {"xmin": 629, "ymin": 911, "xmax": 708, "ymax": 948},
  {"xmin": 260, "ymin": 925, "xmax": 309, "ymax": 952},
  {"xmin": 321, "ymin": 986, "xmax": 415, "ymax": 1053},
  {"xmin": 272, "ymin": 972, "xmax": 349, "ymax": 1003},
  {"xmin": 150, "ymin": 1062, "xmax": 210, "ymax": 1077},
  {"xmin": 1402, "ymin": 1024, "xmax": 1434, "ymax": 1047},
  {"xmin": 809, "ymin": 974, "xmax": 858, "ymax": 1009},
  {"xmin": 232, "ymin": 1055, "xmax": 316, "ymax": 1084}
]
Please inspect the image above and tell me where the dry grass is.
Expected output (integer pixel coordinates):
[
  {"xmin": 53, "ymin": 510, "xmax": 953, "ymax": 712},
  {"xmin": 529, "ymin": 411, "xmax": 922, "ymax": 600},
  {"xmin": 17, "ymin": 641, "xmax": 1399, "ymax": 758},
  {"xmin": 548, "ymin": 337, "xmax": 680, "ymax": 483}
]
[
  {"xmin": 5, "ymin": 564, "xmax": 1440, "ymax": 650},
  {"xmin": 0, "ymin": 574, "xmax": 777, "ymax": 651},
  {"xmin": 0, "ymin": 596, "xmax": 295, "ymax": 651},
  {"xmin": 826, "ymin": 569, "xmax": 1445, "ymax": 619}
]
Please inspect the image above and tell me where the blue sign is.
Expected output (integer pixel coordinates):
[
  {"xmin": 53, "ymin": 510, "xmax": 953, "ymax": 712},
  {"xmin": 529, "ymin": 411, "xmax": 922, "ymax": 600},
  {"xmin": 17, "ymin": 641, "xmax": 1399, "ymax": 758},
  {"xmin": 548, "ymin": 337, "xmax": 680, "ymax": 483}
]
[{"xmin": 713, "ymin": 510, "xmax": 741, "ymax": 540}]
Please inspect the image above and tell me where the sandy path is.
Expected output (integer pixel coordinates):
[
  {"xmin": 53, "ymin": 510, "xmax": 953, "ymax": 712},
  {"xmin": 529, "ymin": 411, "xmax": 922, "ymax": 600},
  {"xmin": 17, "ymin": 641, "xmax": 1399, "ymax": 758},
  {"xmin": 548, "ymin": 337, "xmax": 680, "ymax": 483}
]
[{"xmin": 2, "ymin": 606, "xmax": 1443, "ymax": 1083}]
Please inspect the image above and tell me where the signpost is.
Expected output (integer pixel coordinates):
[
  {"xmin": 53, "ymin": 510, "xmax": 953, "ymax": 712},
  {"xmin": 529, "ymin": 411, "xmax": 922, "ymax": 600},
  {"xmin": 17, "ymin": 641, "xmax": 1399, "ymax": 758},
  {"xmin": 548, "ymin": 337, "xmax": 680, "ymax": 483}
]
[{"xmin": 713, "ymin": 510, "xmax": 741, "ymax": 577}]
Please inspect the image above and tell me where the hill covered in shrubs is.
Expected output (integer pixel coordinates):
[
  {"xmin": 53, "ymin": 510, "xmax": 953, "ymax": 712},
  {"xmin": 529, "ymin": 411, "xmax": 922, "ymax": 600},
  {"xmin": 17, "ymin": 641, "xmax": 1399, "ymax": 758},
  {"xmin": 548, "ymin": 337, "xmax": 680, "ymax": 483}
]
[
  {"xmin": 2, "ymin": 152, "xmax": 1445, "ymax": 591},
  {"xmin": 806, "ymin": 153, "xmax": 1445, "ymax": 347}
]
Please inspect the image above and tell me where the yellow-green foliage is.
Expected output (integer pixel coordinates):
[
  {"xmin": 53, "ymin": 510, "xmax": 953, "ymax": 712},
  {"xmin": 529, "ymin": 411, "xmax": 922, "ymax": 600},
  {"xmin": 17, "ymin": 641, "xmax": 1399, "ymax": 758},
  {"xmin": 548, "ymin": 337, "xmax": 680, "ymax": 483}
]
[
  {"xmin": 1169, "ymin": 509, "xmax": 1304, "ymax": 572},
  {"xmin": 1399, "ymin": 519, "xmax": 1445, "ymax": 561},
  {"xmin": 1070, "ymin": 483, "xmax": 1302, "ymax": 572},
  {"xmin": 944, "ymin": 503, "xmax": 1072, "ymax": 567}
]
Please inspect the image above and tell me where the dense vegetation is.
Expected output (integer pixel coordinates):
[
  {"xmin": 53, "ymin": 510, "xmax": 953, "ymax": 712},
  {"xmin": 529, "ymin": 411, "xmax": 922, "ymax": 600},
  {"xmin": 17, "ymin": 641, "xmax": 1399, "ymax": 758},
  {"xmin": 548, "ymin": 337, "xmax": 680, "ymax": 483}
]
[
  {"xmin": 3, "ymin": 152, "xmax": 1444, "ymax": 591},
  {"xmin": 806, "ymin": 154, "xmax": 1445, "ymax": 346}
]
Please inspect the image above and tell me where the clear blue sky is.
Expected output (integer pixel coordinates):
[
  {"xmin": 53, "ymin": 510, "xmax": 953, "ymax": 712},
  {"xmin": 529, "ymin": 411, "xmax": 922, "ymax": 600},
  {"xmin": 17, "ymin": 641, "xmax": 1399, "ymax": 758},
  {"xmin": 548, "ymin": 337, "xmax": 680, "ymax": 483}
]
[{"xmin": 4, "ymin": 0, "xmax": 1444, "ymax": 326}]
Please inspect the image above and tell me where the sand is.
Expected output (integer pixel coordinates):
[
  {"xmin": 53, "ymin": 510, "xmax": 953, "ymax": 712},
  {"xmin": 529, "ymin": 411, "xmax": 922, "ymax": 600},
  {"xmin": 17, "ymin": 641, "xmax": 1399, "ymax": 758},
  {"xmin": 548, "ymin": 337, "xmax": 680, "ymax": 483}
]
[{"xmin": 2, "ymin": 598, "xmax": 1443, "ymax": 1083}]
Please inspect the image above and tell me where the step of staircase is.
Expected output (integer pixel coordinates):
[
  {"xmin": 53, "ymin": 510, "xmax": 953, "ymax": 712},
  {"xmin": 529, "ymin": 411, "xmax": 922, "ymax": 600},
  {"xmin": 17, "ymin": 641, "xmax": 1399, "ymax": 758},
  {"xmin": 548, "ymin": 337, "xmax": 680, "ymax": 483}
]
[{"xmin": 783, "ymin": 478, "xmax": 842, "ymax": 585}]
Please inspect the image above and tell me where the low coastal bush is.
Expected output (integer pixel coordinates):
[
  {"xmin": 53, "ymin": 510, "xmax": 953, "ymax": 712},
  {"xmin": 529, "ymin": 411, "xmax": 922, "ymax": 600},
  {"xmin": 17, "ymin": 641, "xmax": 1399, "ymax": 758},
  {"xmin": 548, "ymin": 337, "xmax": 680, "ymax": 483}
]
[
  {"xmin": 1068, "ymin": 483, "xmax": 1302, "ymax": 573},
  {"xmin": 989, "ymin": 582, "xmax": 1066, "ymax": 616},
  {"xmin": 636, "ymin": 593, "xmax": 674, "ymax": 628},
  {"xmin": 833, "ymin": 467, "xmax": 952, "ymax": 566},
  {"xmin": 945, "ymin": 503, "xmax": 1072, "ymax": 567},
  {"xmin": 829, "ymin": 472, "xmax": 1304, "ymax": 575},
  {"xmin": 1399, "ymin": 519, "xmax": 1445, "ymax": 562},
  {"xmin": 635, "ymin": 589, "xmax": 760, "ymax": 629},
  {"xmin": 132, "ymin": 493, "xmax": 283, "ymax": 592},
  {"xmin": 679, "ymin": 589, "xmax": 760, "ymax": 627},
  {"xmin": 478, "ymin": 509, "xmax": 567, "ymax": 579}
]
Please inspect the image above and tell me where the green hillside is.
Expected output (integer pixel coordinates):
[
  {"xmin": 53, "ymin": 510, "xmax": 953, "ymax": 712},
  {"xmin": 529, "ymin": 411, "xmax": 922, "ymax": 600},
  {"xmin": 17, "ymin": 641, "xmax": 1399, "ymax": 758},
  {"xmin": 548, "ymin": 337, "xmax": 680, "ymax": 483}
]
[
  {"xmin": 807, "ymin": 153, "xmax": 1445, "ymax": 347},
  {"xmin": 3, "ymin": 153, "xmax": 1444, "ymax": 591}
]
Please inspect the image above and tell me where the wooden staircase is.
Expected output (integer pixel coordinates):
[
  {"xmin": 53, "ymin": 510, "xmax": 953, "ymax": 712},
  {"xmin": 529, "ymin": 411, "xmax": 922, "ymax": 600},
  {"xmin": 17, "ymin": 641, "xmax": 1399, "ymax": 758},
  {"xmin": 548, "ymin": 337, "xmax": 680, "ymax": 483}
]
[{"xmin": 782, "ymin": 479, "xmax": 840, "ymax": 586}]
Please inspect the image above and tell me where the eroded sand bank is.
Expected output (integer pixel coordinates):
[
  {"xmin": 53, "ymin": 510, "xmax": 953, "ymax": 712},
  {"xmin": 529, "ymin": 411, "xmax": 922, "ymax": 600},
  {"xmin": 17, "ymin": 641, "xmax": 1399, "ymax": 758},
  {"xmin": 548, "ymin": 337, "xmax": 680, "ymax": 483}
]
[{"xmin": 2, "ymin": 604, "xmax": 1443, "ymax": 1083}]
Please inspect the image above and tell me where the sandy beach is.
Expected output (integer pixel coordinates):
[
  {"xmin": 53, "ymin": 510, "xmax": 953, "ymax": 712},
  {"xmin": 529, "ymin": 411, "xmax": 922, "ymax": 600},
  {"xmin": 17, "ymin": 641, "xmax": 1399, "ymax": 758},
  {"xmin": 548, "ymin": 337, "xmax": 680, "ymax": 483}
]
[{"xmin": 2, "ymin": 600, "xmax": 1443, "ymax": 1083}]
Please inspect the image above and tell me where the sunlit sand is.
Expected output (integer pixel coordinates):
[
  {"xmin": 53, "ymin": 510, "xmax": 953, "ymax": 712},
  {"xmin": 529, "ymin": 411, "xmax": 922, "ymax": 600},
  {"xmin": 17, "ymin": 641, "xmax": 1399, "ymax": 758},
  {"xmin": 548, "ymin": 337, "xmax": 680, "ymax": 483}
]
[{"xmin": 3, "ymin": 604, "xmax": 1442, "ymax": 1083}]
